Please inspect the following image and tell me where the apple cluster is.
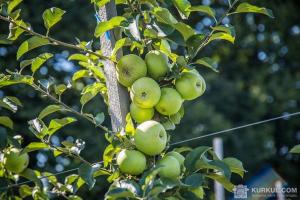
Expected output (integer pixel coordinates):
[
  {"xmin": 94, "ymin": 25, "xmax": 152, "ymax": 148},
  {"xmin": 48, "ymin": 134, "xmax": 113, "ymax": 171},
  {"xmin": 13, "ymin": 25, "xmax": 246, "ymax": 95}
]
[{"xmin": 115, "ymin": 51, "xmax": 206, "ymax": 177}]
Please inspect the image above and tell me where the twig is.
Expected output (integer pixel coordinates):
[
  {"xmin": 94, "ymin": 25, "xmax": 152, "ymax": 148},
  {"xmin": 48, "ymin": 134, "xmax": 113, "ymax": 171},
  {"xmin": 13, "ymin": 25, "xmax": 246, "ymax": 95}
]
[
  {"xmin": 0, "ymin": 15, "xmax": 115, "ymax": 63},
  {"xmin": 31, "ymin": 83, "xmax": 112, "ymax": 133},
  {"xmin": 190, "ymin": 0, "xmax": 239, "ymax": 61}
]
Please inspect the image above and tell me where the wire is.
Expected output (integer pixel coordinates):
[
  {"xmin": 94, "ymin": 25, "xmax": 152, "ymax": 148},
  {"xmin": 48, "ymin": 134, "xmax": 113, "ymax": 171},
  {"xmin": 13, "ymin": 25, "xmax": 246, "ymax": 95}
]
[
  {"xmin": 1, "ymin": 111, "xmax": 299, "ymax": 192},
  {"xmin": 170, "ymin": 111, "xmax": 300, "ymax": 146}
]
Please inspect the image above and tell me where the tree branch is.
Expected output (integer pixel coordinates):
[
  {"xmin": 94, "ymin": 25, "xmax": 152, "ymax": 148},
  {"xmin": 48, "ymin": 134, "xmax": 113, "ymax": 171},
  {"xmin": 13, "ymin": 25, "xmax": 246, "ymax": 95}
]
[
  {"xmin": 0, "ymin": 15, "xmax": 115, "ymax": 63},
  {"xmin": 31, "ymin": 83, "xmax": 113, "ymax": 134}
]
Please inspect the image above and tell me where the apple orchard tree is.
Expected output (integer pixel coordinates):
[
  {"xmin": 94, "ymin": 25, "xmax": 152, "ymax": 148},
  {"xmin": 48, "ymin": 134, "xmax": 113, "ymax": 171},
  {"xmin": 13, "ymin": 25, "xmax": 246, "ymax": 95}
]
[{"xmin": 0, "ymin": 0, "xmax": 273, "ymax": 199}]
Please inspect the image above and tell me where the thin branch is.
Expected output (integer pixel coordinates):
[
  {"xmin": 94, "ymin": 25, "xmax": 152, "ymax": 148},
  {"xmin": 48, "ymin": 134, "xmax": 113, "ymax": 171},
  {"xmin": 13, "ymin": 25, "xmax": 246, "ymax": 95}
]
[
  {"xmin": 190, "ymin": 0, "xmax": 239, "ymax": 61},
  {"xmin": 0, "ymin": 15, "xmax": 115, "ymax": 63},
  {"xmin": 31, "ymin": 83, "xmax": 112, "ymax": 133}
]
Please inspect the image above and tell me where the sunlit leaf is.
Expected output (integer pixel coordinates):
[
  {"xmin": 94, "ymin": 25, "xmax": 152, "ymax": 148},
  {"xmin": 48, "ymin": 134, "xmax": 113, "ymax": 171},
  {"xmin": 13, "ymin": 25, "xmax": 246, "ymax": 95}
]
[
  {"xmin": 173, "ymin": 22, "xmax": 196, "ymax": 41},
  {"xmin": 111, "ymin": 38, "xmax": 131, "ymax": 60},
  {"xmin": 206, "ymin": 174, "xmax": 234, "ymax": 192},
  {"xmin": 235, "ymin": 3, "xmax": 274, "ymax": 18},
  {"xmin": 172, "ymin": 0, "xmax": 191, "ymax": 19},
  {"xmin": 91, "ymin": 0, "xmax": 110, "ymax": 7},
  {"xmin": 188, "ymin": 5, "xmax": 216, "ymax": 18},
  {"xmin": 42, "ymin": 7, "xmax": 66, "ymax": 31},
  {"xmin": 22, "ymin": 142, "xmax": 49, "ymax": 153},
  {"xmin": 0, "ymin": 74, "xmax": 34, "ymax": 88},
  {"xmin": 38, "ymin": 104, "xmax": 63, "ymax": 120},
  {"xmin": 290, "ymin": 144, "xmax": 300, "ymax": 154},
  {"xmin": 31, "ymin": 53, "xmax": 53, "ymax": 73},
  {"xmin": 223, "ymin": 157, "xmax": 246, "ymax": 177},
  {"xmin": 19, "ymin": 185, "xmax": 32, "ymax": 198},
  {"xmin": 94, "ymin": 16, "xmax": 126, "ymax": 38},
  {"xmin": 54, "ymin": 84, "xmax": 67, "ymax": 96},
  {"xmin": 209, "ymin": 32, "xmax": 235, "ymax": 44},
  {"xmin": 72, "ymin": 70, "xmax": 90, "ymax": 81},
  {"xmin": 17, "ymin": 36, "xmax": 50, "ymax": 60},
  {"xmin": 152, "ymin": 7, "xmax": 178, "ymax": 25},
  {"xmin": 194, "ymin": 57, "xmax": 219, "ymax": 72},
  {"xmin": 0, "ymin": 116, "xmax": 13, "ymax": 129},
  {"xmin": 7, "ymin": 0, "xmax": 22, "ymax": 14},
  {"xmin": 68, "ymin": 54, "xmax": 89, "ymax": 62},
  {"xmin": 48, "ymin": 117, "xmax": 77, "ymax": 135}
]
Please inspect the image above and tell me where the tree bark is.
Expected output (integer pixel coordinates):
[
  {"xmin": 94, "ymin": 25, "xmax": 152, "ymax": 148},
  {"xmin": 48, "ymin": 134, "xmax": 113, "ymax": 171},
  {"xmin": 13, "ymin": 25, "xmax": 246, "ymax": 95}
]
[{"xmin": 98, "ymin": 1, "xmax": 129, "ymax": 131}]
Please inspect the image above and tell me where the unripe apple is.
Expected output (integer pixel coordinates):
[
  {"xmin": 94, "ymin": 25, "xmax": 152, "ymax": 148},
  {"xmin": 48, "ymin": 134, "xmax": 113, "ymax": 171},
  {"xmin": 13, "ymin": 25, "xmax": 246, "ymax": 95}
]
[
  {"xmin": 145, "ymin": 50, "xmax": 170, "ymax": 80},
  {"xmin": 134, "ymin": 120, "xmax": 167, "ymax": 156},
  {"xmin": 116, "ymin": 149, "xmax": 146, "ymax": 175},
  {"xmin": 175, "ymin": 70, "xmax": 206, "ymax": 100},
  {"xmin": 130, "ymin": 77, "xmax": 161, "ymax": 108},
  {"xmin": 155, "ymin": 87, "xmax": 183, "ymax": 115},
  {"xmin": 165, "ymin": 151, "xmax": 185, "ymax": 166},
  {"xmin": 116, "ymin": 54, "xmax": 147, "ymax": 87},
  {"xmin": 130, "ymin": 102, "xmax": 154, "ymax": 123},
  {"xmin": 158, "ymin": 156, "xmax": 181, "ymax": 179},
  {"xmin": 4, "ymin": 148, "xmax": 29, "ymax": 173}
]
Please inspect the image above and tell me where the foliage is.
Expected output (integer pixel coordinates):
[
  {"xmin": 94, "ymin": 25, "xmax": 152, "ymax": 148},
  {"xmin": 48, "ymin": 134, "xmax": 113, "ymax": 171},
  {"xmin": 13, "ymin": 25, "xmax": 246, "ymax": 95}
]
[{"xmin": 0, "ymin": 0, "xmax": 274, "ymax": 199}]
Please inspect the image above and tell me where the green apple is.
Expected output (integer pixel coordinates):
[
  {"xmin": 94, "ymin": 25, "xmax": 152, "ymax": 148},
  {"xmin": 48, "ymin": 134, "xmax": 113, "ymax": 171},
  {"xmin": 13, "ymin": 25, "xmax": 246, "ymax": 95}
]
[
  {"xmin": 134, "ymin": 120, "xmax": 167, "ymax": 156},
  {"xmin": 130, "ymin": 102, "xmax": 154, "ymax": 123},
  {"xmin": 4, "ymin": 148, "xmax": 29, "ymax": 173},
  {"xmin": 145, "ymin": 50, "xmax": 169, "ymax": 80},
  {"xmin": 155, "ymin": 87, "xmax": 183, "ymax": 115},
  {"xmin": 116, "ymin": 54, "xmax": 147, "ymax": 87},
  {"xmin": 175, "ymin": 70, "xmax": 206, "ymax": 100},
  {"xmin": 116, "ymin": 149, "xmax": 146, "ymax": 175},
  {"xmin": 165, "ymin": 151, "xmax": 185, "ymax": 166},
  {"xmin": 158, "ymin": 156, "xmax": 181, "ymax": 179},
  {"xmin": 130, "ymin": 77, "xmax": 161, "ymax": 108}
]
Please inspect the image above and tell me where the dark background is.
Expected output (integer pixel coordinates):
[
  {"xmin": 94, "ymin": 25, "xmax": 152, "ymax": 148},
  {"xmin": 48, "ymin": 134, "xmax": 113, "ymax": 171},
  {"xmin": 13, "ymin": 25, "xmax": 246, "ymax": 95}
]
[{"xmin": 0, "ymin": 0, "xmax": 299, "ymax": 199}]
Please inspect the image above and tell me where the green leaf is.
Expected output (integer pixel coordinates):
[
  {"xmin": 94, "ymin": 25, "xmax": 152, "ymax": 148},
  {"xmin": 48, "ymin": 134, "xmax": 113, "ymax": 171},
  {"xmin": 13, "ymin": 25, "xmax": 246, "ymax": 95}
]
[
  {"xmin": 188, "ymin": 5, "xmax": 216, "ymax": 18},
  {"xmin": 212, "ymin": 25, "xmax": 236, "ymax": 38},
  {"xmin": 197, "ymin": 159, "xmax": 232, "ymax": 179},
  {"xmin": 8, "ymin": 21, "xmax": 26, "ymax": 40},
  {"xmin": 94, "ymin": 16, "xmax": 126, "ymax": 38},
  {"xmin": 235, "ymin": 3, "xmax": 274, "ymax": 18},
  {"xmin": 19, "ymin": 185, "xmax": 32, "ymax": 198},
  {"xmin": 17, "ymin": 36, "xmax": 50, "ymax": 60},
  {"xmin": 111, "ymin": 38, "xmax": 131, "ymax": 60},
  {"xmin": 22, "ymin": 142, "xmax": 49, "ymax": 153},
  {"xmin": 20, "ymin": 59, "xmax": 33, "ymax": 69},
  {"xmin": 68, "ymin": 54, "xmax": 89, "ymax": 62},
  {"xmin": 290, "ymin": 144, "xmax": 300, "ymax": 154},
  {"xmin": 7, "ymin": 0, "xmax": 22, "ymax": 14},
  {"xmin": 184, "ymin": 146, "xmax": 211, "ymax": 171},
  {"xmin": 91, "ymin": 0, "xmax": 110, "ymax": 7},
  {"xmin": 223, "ymin": 157, "xmax": 246, "ymax": 177},
  {"xmin": 78, "ymin": 163, "xmax": 95, "ymax": 189},
  {"xmin": 0, "ymin": 74, "xmax": 34, "ymax": 88},
  {"xmin": 184, "ymin": 173, "xmax": 203, "ymax": 188},
  {"xmin": 186, "ymin": 34, "xmax": 205, "ymax": 55},
  {"xmin": 38, "ymin": 105, "xmax": 63, "ymax": 120},
  {"xmin": 161, "ymin": 118, "xmax": 175, "ymax": 130},
  {"xmin": 54, "ymin": 84, "xmax": 67, "ymax": 96},
  {"xmin": 42, "ymin": 7, "xmax": 66, "ymax": 31},
  {"xmin": 72, "ymin": 70, "xmax": 90, "ymax": 81},
  {"xmin": 0, "ymin": 96, "xmax": 21, "ymax": 113},
  {"xmin": 31, "ymin": 53, "xmax": 53, "ymax": 73},
  {"xmin": 80, "ymin": 83, "xmax": 104, "ymax": 106},
  {"xmin": 95, "ymin": 113, "xmax": 105, "ymax": 125},
  {"xmin": 152, "ymin": 7, "xmax": 178, "ymax": 25},
  {"xmin": 194, "ymin": 57, "xmax": 219, "ymax": 72},
  {"xmin": 48, "ymin": 117, "xmax": 77, "ymax": 135},
  {"xmin": 209, "ymin": 32, "xmax": 235, "ymax": 44},
  {"xmin": 172, "ymin": 0, "xmax": 191, "ymax": 19},
  {"xmin": 0, "ymin": 34, "xmax": 13, "ymax": 44},
  {"xmin": 0, "ymin": 116, "xmax": 13, "ymax": 129},
  {"xmin": 206, "ymin": 174, "xmax": 234, "ymax": 192},
  {"xmin": 173, "ymin": 22, "xmax": 196, "ymax": 41}
]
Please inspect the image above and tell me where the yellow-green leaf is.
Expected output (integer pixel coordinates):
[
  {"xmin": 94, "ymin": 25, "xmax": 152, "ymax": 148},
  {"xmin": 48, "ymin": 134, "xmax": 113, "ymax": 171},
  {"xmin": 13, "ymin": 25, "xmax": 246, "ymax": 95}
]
[
  {"xmin": 7, "ymin": 0, "xmax": 22, "ymax": 14},
  {"xmin": 0, "ymin": 116, "xmax": 13, "ymax": 129},
  {"xmin": 290, "ymin": 144, "xmax": 300, "ymax": 154},
  {"xmin": 72, "ymin": 70, "xmax": 90, "ymax": 81},
  {"xmin": 48, "ymin": 117, "xmax": 77, "ymax": 135},
  {"xmin": 39, "ymin": 105, "xmax": 62, "ymax": 120},
  {"xmin": 188, "ymin": 5, "xmax": 216, "ymax": 18},
  {"xmin": 209, "ymin": 32, "xmax": 235, "ymax": 44},
  {"xmin": 152, "ymin": 7, "xmax": 178, "ymax": 25},
  {"xmin": 42, "ymin": 7, "xmax": 66, "ymax": 31},
  {"xmin": 31, "ymin": 53, "xmax": 53, "ymax": 73},
  {"xmin": 94, "ymin": 16, "xmax": 126, "ymax": 38},
  {"xmin": 235, "ymin": 3, "xmax": 274, "ymax": 18},
  {"xmin": 17, "ymin": 36, "xmax": 50, "ymax": 60}
]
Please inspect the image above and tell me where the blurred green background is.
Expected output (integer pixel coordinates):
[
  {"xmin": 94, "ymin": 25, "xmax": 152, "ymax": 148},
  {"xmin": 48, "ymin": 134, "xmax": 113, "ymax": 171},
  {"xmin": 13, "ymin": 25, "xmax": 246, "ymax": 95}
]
[{"xmin": 0, "ymin": 0, "xmax": 299, "ymax": 199}]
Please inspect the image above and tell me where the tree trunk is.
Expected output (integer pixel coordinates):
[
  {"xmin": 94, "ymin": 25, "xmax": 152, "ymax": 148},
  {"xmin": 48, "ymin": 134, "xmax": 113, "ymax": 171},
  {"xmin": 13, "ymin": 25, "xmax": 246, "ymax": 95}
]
[{"xmin": 98, "ymin": 1, "xmax": 129, "ymax": 131}]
